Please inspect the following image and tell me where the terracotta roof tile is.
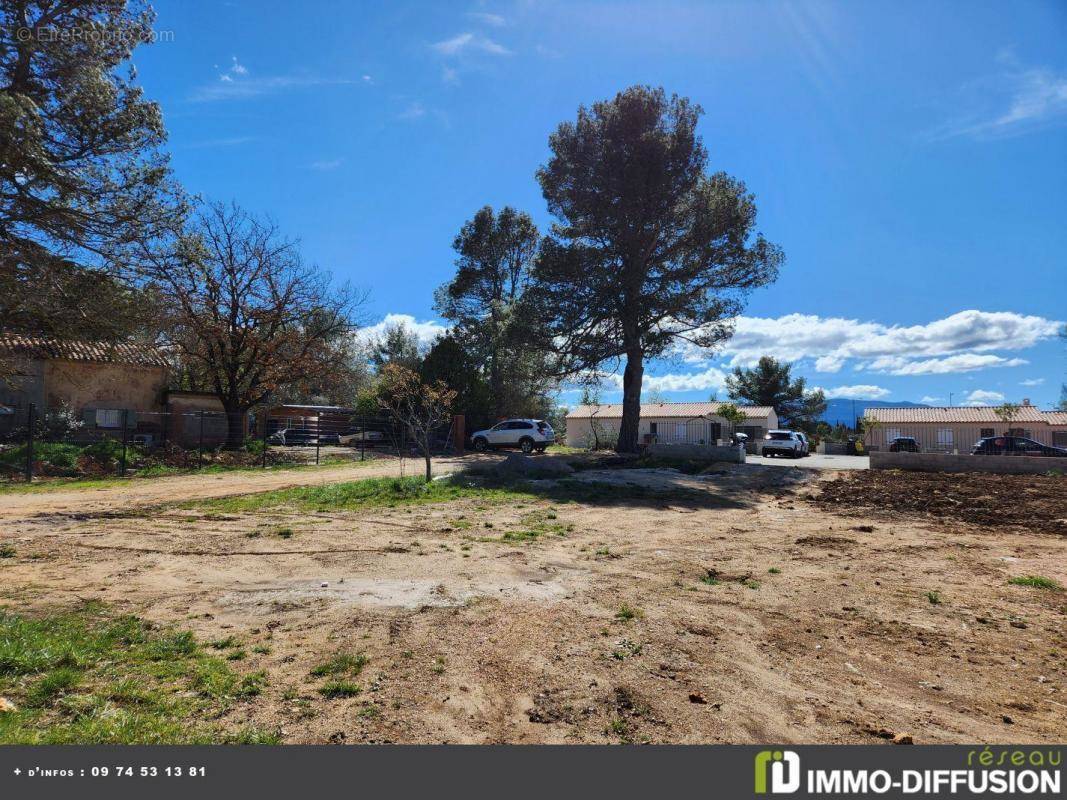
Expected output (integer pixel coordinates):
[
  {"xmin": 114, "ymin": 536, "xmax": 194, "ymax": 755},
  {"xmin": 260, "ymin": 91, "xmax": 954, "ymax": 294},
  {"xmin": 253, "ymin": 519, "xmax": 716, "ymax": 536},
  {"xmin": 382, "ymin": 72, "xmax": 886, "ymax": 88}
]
[
  {"xmin": 863, "ymin": 406, "xmax": 1052, "ymax": 424},
  {"xmin": 566, "ymin": 402, "xmax": 773, "ymax": 420},
  {"xmin": 0, "ymin": 333, "xmax": 168, "ymax": 368}
]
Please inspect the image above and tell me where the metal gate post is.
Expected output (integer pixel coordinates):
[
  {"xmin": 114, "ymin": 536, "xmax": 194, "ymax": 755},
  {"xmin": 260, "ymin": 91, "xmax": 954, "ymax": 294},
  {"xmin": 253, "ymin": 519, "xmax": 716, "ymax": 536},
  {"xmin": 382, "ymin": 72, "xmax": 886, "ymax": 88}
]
[
  {"xmin": 120, "ymin": 409, "xmax": 129, "ymax": 476},
  {"xmin": 198, "ymin": 410, "xmax": 205, "ymax": 469},
  {"xmin": 261, "ymin": 406, "xmax": 269, "ymax": 468},
  {"xmin": 360, "ymin": 414, "xmax": 366, "ymax": 462},
  {"xmin": 315, "ymin": 412, "xmax": 321, "ymax": 465},
  {"xmin": 24, "ymin": 403, "xmax": 35, "ymax": 483}
]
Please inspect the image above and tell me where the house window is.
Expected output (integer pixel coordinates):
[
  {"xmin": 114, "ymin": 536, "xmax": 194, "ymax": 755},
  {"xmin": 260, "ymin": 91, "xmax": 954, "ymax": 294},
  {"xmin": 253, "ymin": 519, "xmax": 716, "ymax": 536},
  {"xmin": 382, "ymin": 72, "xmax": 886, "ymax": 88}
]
[
  {"xmin": 936, "ymin": 429, "xmax": 953, "ymax": 446},
  {"xmin": 95, "ymin": 409, "xmax": 122, "ymax": 429},
  {"xmin": 649, "ymin": 422, "xmax": 658, "ymax": 435},
  {"xmin": 885, "ymin": 428, "xmax": 901, "ymax": 443},
  {"xmin": 980, "ymin": 428, "xmax": 994, "ymax": 438}
]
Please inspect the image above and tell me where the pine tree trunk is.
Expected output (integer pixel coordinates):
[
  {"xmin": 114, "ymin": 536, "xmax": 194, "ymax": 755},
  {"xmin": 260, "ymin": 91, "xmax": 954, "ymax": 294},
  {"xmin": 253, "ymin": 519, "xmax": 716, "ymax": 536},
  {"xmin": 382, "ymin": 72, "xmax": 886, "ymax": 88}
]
[{"xmin": 617, "ymin": 348, "xmax": 644, "ymax": 453}]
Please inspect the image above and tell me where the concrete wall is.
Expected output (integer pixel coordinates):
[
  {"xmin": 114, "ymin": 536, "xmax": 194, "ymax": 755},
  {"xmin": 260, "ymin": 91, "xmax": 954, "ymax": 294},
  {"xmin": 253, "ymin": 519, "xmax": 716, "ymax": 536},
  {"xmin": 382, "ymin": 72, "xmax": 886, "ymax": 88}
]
[
  {"xmin": 871, "ymin": 450, "xmax": 1065, "ymax": 475},
  {"xmin": 646, "ymin": 442, "xmax": 746, "ymax": 463}
]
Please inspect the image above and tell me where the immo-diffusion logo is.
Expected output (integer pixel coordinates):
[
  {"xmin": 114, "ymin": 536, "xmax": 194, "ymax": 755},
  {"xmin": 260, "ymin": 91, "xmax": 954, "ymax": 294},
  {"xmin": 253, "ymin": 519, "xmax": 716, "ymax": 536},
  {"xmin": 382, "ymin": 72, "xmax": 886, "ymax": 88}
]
[{"xmin": 755, "ymin": 750, "xmax": 801, "ymax": 794}]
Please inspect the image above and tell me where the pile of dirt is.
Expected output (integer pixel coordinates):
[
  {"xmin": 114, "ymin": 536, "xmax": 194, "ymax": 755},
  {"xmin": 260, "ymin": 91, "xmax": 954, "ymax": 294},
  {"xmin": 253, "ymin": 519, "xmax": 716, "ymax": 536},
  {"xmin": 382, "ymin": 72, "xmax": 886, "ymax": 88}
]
[{"xmin": 814, "ymin": 469, "xmax": 1067, "ymax": 534}]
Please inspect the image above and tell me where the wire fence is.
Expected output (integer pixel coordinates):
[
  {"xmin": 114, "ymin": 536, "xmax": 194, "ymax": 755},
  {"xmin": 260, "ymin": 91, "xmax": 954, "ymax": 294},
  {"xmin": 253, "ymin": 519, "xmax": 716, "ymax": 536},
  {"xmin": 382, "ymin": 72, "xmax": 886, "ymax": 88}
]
[{"xmin": 0, "ymin": 403, "xmax": 458, "ymax": 483}]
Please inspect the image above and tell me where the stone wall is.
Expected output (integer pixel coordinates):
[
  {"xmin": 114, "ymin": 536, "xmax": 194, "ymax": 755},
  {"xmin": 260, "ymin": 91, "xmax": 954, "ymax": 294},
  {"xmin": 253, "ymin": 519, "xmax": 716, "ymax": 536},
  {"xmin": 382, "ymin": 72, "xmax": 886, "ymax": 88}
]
[
  {"xmin": 646, "ymin": 442, "xmax": 746, "ymax": 463},
  {"xmin": 871, "ymin": 451, "xmax": 1064, "ymax": 475}
]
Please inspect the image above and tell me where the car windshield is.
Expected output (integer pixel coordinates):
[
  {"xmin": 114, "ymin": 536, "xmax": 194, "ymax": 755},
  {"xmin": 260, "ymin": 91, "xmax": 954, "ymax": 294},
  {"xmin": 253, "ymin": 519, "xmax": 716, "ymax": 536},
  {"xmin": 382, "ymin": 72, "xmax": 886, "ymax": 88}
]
[{"xmin": 768, "ymin": 432, "xmax": 793, "ymax": 440}]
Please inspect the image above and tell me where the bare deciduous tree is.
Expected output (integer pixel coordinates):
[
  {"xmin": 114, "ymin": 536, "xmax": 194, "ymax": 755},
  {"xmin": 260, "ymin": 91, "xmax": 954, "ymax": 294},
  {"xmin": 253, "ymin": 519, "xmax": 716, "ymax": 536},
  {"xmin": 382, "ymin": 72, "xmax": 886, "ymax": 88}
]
[
  {"xmin": 377, "ymin": 364, "xmax": 456, "ymax": 482},
  {"xmin": 140, "ymin": 201, "xmax": 366, "ymax": 444}
]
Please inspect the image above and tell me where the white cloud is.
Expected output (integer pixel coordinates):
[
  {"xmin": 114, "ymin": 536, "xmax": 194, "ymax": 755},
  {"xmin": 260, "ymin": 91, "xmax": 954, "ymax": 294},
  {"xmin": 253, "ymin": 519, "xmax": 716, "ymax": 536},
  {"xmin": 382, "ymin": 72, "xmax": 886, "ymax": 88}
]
[
  {"xmin": 930, "ymin": 59, "xmax": 1067, "ymax": 141},
  {"xmin": 358, "ymin": 314, "xmax": 449, "ymax": 350},
  {"xmin": 1020, "ymin": 377, "xmax": 1045, "ymax": 386},
  {"xmin": 308, "ymin": 158, "xmax": 343, "ymax": 171},
  {"xmin": 814, "ymin": 355, "xmax": 844, "ymax": 373},
  {"xmin": 674, "ymin": 310, "xmax": 1059, "ymax": 376},
  {"xmin": 467, "ymin": 11, "xmax": 506, "ymax": 27},
  {"xmin": 962, "ymin": 389, "xmax": 1005, "ymax": 406},
  {"xmin": 920, "ymin": 395, "xmax": 943, "ymax": 404},
  {"xmin": 195, "ymin": 55, "xmax": 366, "ymax": 102},
  {"xmin": 398, "ymin": 101, "xmax": 426, "ymax": 120},
  {"xmin": 819, "ymin": 384, "xmax": 891, "ymax": 400},
  {"xmin": 599, "ymin": 366, "xmax": 727, "ymax": 393},
  {"xmin": 431, "ymin": 32, "xmax": 511, "ymax": 57},
  {"xmin": 866, "ymin": 354, "xmax": 1027, "ymax": 376},
  {"xmin": 192, "ymin": 72, "xmax": 357, "ymax": 102}
]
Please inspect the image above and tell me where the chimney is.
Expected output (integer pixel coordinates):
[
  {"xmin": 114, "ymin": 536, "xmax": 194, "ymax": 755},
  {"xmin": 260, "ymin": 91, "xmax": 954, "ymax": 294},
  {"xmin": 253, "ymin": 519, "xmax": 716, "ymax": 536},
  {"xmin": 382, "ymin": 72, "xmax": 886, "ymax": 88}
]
[{"xmin": 1022, "ymin": 398, "xmax": 1031, "ymax": 406}]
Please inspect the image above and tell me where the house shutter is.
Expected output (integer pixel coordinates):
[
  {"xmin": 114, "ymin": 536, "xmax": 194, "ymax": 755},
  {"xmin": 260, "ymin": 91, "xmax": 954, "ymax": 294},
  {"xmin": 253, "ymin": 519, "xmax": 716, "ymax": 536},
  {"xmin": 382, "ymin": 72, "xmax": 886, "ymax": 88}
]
[
  {"xmin": 83, "ymin": 408, "xmax": 96, "ymax": 427},
  {"xmin": 126, "ymin": 411, "xmax": 138, "ymax": 428}
]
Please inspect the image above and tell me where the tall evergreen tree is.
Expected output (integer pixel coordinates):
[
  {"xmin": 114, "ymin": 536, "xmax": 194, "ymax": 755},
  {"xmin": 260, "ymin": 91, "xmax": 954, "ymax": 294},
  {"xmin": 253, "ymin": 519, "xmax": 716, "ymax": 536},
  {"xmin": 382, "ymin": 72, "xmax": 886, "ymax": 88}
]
[
  {"xmin": 1, "ymin": 1, "xmax": 178, "ymax": 330},
  {"xmin": 434, "ymin": 205, "xmax": 553, "ymax": 417},
  {"xmin": 725, "ymin": 356, "xmax": 826, "ymax": 430},
  {"xmin": 529, "ymin": 86, "xmax": 782, "ymax": 452}
]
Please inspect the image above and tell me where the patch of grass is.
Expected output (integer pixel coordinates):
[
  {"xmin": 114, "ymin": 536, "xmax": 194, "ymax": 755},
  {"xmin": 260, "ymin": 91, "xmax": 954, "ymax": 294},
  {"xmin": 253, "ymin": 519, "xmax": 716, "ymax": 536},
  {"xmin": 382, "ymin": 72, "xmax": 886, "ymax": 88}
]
[
  {"xmin": 272, "ymin": 527, "xmax": 294, "ymax": 539},
  {"xmin": 310, "ymin": 652, "xmax": 368, "ymax": 677},
  {"xmin": 742, "ymin": 579, "xmax": 760, "ymax": 590},
  {"xmin": 615, "ymin": 604, "xmax": 641, "ymax": 621},
  {"xmin": 610, "ymin": 638, "xmax": 643, "ymax": 660},
  {"xmin": 1008, "ymin": 575, "xmax": 1062, "ymax": 591},
  {"xmin": 0, "ymin": 604, "xmax": 268, "ymax": 744},
  {"xmin": 251, "ymin": 645, "xmax": 271, "ymax": 655},
  {"xmin": 209, "ymin": 636, "xmax": 240, "ymax": 650},
  {"xmin": 925, "ymin": 590, "xmax": 943, "ymax": 605},
  {"xmin": 318, "ymin": 680, "xmax": 361, "ymax": 699},
  {"xmin": 700, "ymin": 575, "xmax": 720, "ymax": 586},
  {"xmin": 431, "ymin": 656, "xmax": 446, "ymax": 675},
  {"xmin": 0, "ymin": 455, "xmax": 382, "ymax": 496},
  {"xmin": 0, "ymin": 545, "xmax": 16, "ymax": 559},
  {"xmin": 356, "ymin": 703, "xmax": 381, "ymax": 719},
  {"xmin": 187, "ymin": 475, "xmax": 530, "ymax": 514},
  {"xmin": 767, "ymin": 567, "xmax": 781, "ymax": 574},
  {"xmin": 226, "ymin": 650, "xmax": 247, "ymax": 661}
]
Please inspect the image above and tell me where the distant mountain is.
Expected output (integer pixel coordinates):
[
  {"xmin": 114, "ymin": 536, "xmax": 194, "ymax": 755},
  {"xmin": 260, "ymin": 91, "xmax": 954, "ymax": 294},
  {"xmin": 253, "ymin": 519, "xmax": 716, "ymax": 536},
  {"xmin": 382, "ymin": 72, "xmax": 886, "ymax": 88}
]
[{"xmin": 820, "ymin": 399, "xmax": 930, "ymax": 428}]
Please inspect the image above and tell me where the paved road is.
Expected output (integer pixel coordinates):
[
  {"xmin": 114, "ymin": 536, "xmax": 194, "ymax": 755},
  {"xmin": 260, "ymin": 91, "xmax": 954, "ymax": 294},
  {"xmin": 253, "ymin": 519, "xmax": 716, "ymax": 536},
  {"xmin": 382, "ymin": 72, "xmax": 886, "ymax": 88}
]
[{"xmin": 746, "ymin": 452, "xmax": 869, "ymax": 470}]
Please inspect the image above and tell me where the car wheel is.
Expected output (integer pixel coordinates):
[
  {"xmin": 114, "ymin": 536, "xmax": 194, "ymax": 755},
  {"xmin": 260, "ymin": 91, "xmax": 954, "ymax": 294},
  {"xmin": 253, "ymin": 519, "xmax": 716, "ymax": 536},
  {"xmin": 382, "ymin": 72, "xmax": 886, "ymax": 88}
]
[
  {"xmin": 519, "ymin": 437, "xmax": 535, "ymax": 454},
  {"xmin": 473, "ymin": 437, "xmax": 488, "ymax": 452}
]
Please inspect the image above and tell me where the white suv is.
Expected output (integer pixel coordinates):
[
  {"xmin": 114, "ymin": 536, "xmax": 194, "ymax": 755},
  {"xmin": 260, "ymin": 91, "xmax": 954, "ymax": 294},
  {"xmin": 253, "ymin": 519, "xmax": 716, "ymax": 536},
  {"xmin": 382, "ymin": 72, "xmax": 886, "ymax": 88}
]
[
  {"xmin": 762, "ymin": 430, "xmax": 806, "ymax": 458},
  {"xmin": 471, "ymin": 419, "xmax": 555, "ymax": 454}
]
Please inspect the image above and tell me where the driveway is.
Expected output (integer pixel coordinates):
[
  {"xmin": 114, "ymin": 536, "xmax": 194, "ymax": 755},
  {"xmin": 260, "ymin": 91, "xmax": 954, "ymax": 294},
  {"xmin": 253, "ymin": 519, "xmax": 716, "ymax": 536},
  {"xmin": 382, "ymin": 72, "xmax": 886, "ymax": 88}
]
[{"xmin": 746, "ymin": 452, "xmax": 869, "ymax": 470}]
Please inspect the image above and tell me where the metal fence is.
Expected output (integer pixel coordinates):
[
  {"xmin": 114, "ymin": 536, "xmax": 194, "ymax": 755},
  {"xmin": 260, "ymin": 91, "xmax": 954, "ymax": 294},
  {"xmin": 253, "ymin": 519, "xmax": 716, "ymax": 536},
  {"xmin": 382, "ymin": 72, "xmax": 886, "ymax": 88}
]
[{"xmin": 0, "ymin": 403, "xmax": 458, "ymax": 483}]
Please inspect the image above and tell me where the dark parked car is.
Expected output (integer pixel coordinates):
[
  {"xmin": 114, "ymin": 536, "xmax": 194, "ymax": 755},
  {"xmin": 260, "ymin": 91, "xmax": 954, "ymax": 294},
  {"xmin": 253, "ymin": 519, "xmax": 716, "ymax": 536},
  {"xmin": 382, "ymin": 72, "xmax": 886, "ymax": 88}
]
[
  {"xmin": 888, "ymin": 436, "xmax": 920, "ymax": 453},
  {"xmin": 971, "ymin": 436, "xmax": 1067, "ymax": 457}
]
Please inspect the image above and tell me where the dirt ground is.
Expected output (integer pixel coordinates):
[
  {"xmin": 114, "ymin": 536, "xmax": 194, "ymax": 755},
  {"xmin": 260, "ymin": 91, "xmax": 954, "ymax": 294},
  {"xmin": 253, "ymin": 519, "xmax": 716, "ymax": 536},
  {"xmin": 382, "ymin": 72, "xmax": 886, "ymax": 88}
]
[{"xmin": 1, "ymin": 459, "xmax": 1064, "ymax": 744}]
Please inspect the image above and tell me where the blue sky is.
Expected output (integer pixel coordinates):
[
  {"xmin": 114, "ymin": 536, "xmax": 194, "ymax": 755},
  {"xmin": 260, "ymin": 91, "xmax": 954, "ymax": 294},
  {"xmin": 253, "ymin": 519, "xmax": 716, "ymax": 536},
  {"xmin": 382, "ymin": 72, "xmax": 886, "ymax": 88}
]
[{"xmin": 134, "ymin": 0, "xmax": 1066, "ymax": 408}]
